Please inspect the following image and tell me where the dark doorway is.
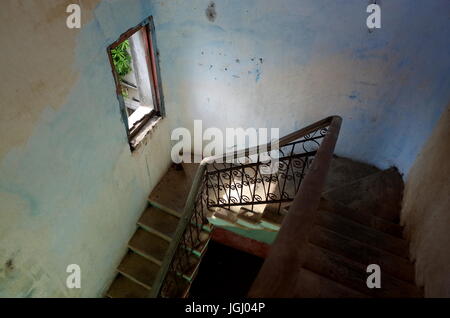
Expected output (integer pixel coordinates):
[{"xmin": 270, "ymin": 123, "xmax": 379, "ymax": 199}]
[{"xmin": 190, "ymin": 241, "xmax": 264, "ymax": 297}]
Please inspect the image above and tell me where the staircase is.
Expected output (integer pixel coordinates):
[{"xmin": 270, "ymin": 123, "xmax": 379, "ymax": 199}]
[
  {"xmin": 208, "ymin": 156, "xmax": 422, "ymax": 297},
  {"xmin": 248, "ymin": 119, "xmax": 423, "ymax": 297},
  {"xmin": 105, "ymin": 116, "xmax": 423, "ymax": 298},
  {"xmin": 106, "ymin": 163, "xmax": 212, "ymax": 298},
  {"xmin": 299, "ymin": 165, "xmax": 422, "ymax": 297},
  {"xmin": 258, "ymin": 165, "xmax": 422, "ymax": 297}
]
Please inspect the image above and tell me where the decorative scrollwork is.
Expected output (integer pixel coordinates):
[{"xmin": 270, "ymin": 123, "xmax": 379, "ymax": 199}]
[{"xmin": 159, "ymin": 123, "xmax": 331, "ymax": 298}]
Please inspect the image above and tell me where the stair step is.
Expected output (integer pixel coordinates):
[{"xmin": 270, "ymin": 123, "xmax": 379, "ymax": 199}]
[
  {"xmin": 117, "ymin": 251, "xmax": 160, "ymax": 289},
  {"xmin": 238, "ymin": 207, "xmax": 262, "ymax": 224},
  {"xmin": 213, "ymin": 207, "xmax": 238, "ymax": 223},
  {"xmin": 371, "ymin": 216, "xmax": 403, "ymax": 238},
  {"xmin": 316, "ymin": 209, "xmax": 409, "ymax": 258},
  {"xmin": 176, "ymin": 253, "xmax": 201, "ymax": 281},
  {"xmin": 303, "ymin": 244, "xmax": 422, "ymax": 298},
  {"xmin": 149, "ymin": 163, "xmax": 199, "ymax": 214},
  {"xmin": 323, "ymin": 168, "xmax": 404, "ymax": 222},
  {"xmin": 309, "ymin": 226, "xmax": 415, "ymax": 283},
  {"xmin": 299, "ymin": 267, "xmax": 369, "ymax": 298},
  {"xmin": 324, "ymin": 156, "xmax": 380, "ymax": 192},
  {"xmin": 260, "ymin": 203, "xmax": 289, "ymax": 229},
  {"xmin": 236, "ymin": 207, "xmax": 263, "ymax": 229},
  {"xmin": 128, "ymin": 228, "xmax": 170, "ymax": 265},
  {"xmin": 251, "ymin": 267, "xmax": 368, "ymax": 298},
  {"xmin": 107, "ymin": 274, "xmax": 150, "ymax": 298},
  {"xmin": 138, "ymin": 206, "xmax": 179, "ymax": 240},
  {"xmin": 319, "ymin": 199, "xmax": 404, "ymax": 238}
]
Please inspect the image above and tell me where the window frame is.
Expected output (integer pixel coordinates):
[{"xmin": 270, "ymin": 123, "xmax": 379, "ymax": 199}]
[{"xmin": 107, "ymin": 16, "xmax": 165, "ymax": 150}]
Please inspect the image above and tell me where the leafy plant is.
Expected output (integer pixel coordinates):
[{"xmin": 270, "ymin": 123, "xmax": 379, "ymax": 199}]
[{"xmin": 111, "ymin": 40, "xmax": 132, "ymax": 79}]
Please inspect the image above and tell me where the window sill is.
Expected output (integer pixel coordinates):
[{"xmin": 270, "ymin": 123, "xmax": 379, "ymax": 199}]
[{"xmin": 130, "ymin": 115, "xmax": 163, "ymax": 152}]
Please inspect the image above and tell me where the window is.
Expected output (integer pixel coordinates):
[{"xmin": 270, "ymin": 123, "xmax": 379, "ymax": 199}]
[{"xmin": 107, "ymin": 16, "xmax": 164, "ymax": 150}]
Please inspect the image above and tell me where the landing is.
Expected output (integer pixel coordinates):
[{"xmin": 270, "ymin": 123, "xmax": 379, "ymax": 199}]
[{"xmin": 149, "ymin": 163, "xmax": 199, "ymax": 215}]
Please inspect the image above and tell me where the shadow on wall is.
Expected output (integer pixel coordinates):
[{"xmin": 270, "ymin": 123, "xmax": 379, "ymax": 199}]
[{"xmin": 401, "ymin": 104, "xmax": 450, "ymax": 297}]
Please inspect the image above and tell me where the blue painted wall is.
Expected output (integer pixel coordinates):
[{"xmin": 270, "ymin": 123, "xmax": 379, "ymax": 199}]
[
  {"xmin": 0, "ymin": 0, "xmax": 173, "ymax": 297},
  {"xmin": 149, "ymin": 0, "xmax": 450, "ymax": 175},
  {"xmin": 1, "ymin": 0, "xmax": 449, "ymax": 297}
]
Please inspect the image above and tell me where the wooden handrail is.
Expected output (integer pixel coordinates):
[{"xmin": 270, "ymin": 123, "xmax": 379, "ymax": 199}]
[
  {"xmin": 248, "ymin": 116, "xmax": 342, "ymax": 297},
  {"xmin": 151, "ymin": 116, "xmax": 342, "ymax": 297}
]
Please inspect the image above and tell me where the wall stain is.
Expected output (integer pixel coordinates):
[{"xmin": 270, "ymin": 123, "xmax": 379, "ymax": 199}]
[
  {"xmin": 255, "ymin": 69, "xmax": 261, "ymax": 82},
  {"xmin": 5, "ymin": 259, "xmax": 14, "ymax": 271},
  {"xmin": 206, "ymin": 2, "xmax": 217, "ymax": 22}
]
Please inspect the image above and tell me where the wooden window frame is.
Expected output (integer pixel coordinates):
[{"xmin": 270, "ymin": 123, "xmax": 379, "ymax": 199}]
[{"xmin": 107, "ymin": 16, "xmax": 165, "ymax": 150}]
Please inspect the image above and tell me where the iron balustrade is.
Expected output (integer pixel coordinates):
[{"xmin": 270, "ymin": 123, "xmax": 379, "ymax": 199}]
[{"xmin": 150, "ymin": 116, "xmax": 342, "ymax": 297}]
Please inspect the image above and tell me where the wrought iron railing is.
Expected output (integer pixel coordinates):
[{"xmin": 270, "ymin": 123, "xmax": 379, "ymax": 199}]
[
  {"xmin": 205, "ymin": 127, "xmax": 328, "ymax": 212},
  {"xmin": 150, "ymin": 116, "xmax": 342, "ymax": 297}
]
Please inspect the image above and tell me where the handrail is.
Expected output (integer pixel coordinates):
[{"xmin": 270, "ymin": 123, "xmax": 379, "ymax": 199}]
[
  {"xmin": 201, "ymin": 116, "xmax": 335, "ymax": 165},
  {"xmin": 248, "ymin": 116, "xmax": 342, "ymax": 297},
  {"xmin": 151, "ymin": 116, "xmax": 342, "ymax": 297}
]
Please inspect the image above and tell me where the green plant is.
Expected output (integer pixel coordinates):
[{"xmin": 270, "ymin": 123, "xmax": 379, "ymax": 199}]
[{"xmin": 111, "ymin": 40, "xmax": 132, "ymax": 79}]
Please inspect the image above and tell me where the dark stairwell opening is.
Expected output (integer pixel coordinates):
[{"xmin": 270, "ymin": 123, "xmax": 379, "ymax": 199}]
[{"xmin": 189, "ymin": 241, "xmax": 264, "ymax": 297}]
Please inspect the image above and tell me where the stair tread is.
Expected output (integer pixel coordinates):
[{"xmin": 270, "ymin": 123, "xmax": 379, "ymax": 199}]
[
  {"xmin": 249, "ymin": 267, "xmax": 368, "ymax": 298},
  {"xmin": 117, "ymin": 251, "xmax": 160, "ymax": 288},
  {"xmin": 139, "ymin": 206, "xmax": 179, "ymax": 239},
  {"xmin": 372, "ymin": 216, "xmax": 403, "ymax": 238},
  {"xmin": 296, "ymin": 267, "xmax": 369, "ymax": 298},
  {"xmin": 176, "ymin": 253, "xmax": 201, "ymax": 280},
  {"xmin": 319, "ymin": 198, "xmax": 404, "ymax": 238},
  {"xmin": 309, "ymin": 226, "xmax": 415, "ymax": 283},
  {"xmin": 261, "ymin": 203, "xmax": 289, "ymax": 226},
  {"xmin": 149, "ymin": 163, "xmax": 199, "ymax": 214},
  {"xmin": 212, "ymin": 207, "xmax": 238, "ymax": 223},
  {"xmin": 316, "ymin": 209, "xmax": 409, "ymax": 258},
  {"xmin": 323, "ymin": 168, "xmax": 404, "ymax": 222},
  {"xmin": 237, "ymin": 207, "xmax": 262, "ymax": 224},
  {"xmin": 303, "ymin": 244, "xmax": 422, "ymax": 298},
  {"xmin": 107, "ymin": 274, "xmax": 150, "ymax": 298},
  {"xmin": 324, "ymin": 156, "xmax": 380, "ymax": 192},
  {"xmin": 129, "ymin": 228, "xmax": 170, "ymax": 264}
]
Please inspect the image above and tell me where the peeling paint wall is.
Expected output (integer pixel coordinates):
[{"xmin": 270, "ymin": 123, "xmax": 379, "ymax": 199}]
[
  {"xmin": 150, "ymin": 0, "xmax": 450, "ymax": 175},
  {"xmin": 0, "ymin": 0, "xmax": 173, "ymax": 297},
  {"xmin": 1, "ymin": 0, "xmax": 450, "ymax": 298},
  {"xmin": 401, "ymin": 106, "xmax": 450, "ymax": 297}
]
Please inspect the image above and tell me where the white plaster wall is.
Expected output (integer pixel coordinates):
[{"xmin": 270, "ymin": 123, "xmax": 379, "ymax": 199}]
[{"xmin": 0, "ymin": 0, "xmax": 173, "ymax": 297}]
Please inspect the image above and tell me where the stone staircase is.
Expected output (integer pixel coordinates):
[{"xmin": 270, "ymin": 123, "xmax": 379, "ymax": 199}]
[
  {"xmin": 248, "ymin": 156, "xmax": 423, "ymax": 298},
  {"xmin": 107, "ymin": 156, "xmax": 423, "ymax": 298},
  {"xmin": 106, "ymin": 163, "xmax": 211, "ymax": 298}
]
